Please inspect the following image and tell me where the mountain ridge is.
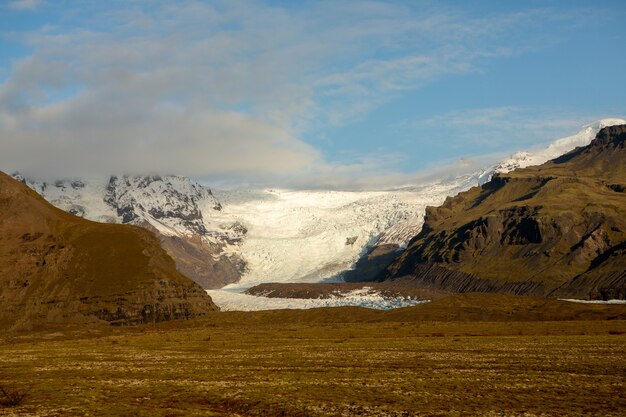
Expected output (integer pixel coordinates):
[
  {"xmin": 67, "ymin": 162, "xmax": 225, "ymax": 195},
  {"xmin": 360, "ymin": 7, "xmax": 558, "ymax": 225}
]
[{"xmin": 380, "ymin": 124, "xmax": 626, "ymax": 299}]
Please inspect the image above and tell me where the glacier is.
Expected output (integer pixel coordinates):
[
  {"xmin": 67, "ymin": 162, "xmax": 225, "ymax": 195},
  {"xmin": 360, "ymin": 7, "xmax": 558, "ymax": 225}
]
[
  {"xmin": 13, "ymin": 118, "xmax": 626, "ymax": 310},
  {"xmin": 213, "ymin": 185, "xmax": 460, "ymax": 289}
]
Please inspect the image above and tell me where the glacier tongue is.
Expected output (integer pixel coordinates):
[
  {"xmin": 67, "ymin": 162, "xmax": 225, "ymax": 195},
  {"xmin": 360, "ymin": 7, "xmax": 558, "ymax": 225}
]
[{"xmin": 213, "ymin": 187, "xmax": 461, "ymax": 289}]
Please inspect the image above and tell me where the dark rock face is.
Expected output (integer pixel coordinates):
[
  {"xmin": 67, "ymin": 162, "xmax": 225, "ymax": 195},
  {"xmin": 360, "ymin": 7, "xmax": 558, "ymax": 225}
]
[
  {"xmin": 342, "ymin": 244, "xmax": 401, "ymax": 282},
  {"xmin": 85, "ymin": 285, "xmax": 214, "ymax": 326},
  {"xmin": 500, "ymin": 208, "xmax": 542, "ymax": 245},
  {"xmin": 68, "ymin": 206, "xmax": 86, "ymax": 217},
  {"xmin": 551, "ymin": 241, "xmax": 626, "ymax": 300},
  {"xmin": 382, "ymin": 125, "xmax": 626, "ymax": 299},
  {"xmin": 387, "ymin": 263, "xmax": 545, "ymax": 297},
  {"xmin": 567, "ymin": 124, "xmax": 626, "ymax": 156}
]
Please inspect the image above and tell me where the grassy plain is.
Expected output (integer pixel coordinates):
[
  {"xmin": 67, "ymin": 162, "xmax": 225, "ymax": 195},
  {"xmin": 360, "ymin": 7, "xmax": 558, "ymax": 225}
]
[{"xmin": 1, "ymin": 297, "xmax": 626, "ymax": 416}]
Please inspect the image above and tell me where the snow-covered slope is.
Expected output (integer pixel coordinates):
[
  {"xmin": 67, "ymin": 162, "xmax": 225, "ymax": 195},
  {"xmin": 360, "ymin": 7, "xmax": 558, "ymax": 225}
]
[
  {"xmin": 13, "ymin": 174, "xmax": 234, "ymax": 239},
  {"xmin": 212, "ymin": 186, "xmax": 462, "ymax": 289},
  {"xmin": 492, "ymin": 118, "xmax": 626, "ymax": 174},
  {"xmin": 103, "ymin": 175, "xmax": 221, "ymax": 236}
]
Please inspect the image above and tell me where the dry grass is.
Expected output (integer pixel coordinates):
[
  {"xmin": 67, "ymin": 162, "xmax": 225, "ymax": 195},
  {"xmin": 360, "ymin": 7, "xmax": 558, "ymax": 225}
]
[{"xmin": 1, "ymin": 314, "xmax": 625, "ymax": 416}]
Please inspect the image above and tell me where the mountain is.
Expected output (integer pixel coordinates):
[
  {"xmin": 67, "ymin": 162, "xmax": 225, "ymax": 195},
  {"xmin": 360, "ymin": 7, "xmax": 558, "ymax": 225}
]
[
  {"xmin": 0, "ymin": 171, "xmax": 217, "ymax": 330},
  {"xmin": 14, "ymin": 176, "xmax": 467, "ymax": 289},
  {"xmin": 381, "ymin": 125, "xmax": 626, "ymax": 300},
  {"xmin": 216, "ymin": 120, "xmax": 626, "ymax": 289},
  {"xmin": 342, "ymin": 118, "xmax": 626, "ymax": 283},
  {"xmin": 13, "ymin": 174, "xmax": 247, "ymax": 289},
  {"xmin": 13, "ymin": 119, "xmax": 626, "ymax": 293}
]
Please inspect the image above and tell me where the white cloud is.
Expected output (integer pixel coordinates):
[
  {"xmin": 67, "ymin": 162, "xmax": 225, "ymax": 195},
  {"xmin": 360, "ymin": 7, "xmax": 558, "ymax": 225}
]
[
  {"xmin": 0, "ymin": 1, "xmax": 594, "ymax": 185},
  {"xmin": 401, "ymin": 107, "xmax": 591, "ymax": 149},
  {"xmin": 1, "ymin": 96, "xmax": 321, "ymax": 179}
]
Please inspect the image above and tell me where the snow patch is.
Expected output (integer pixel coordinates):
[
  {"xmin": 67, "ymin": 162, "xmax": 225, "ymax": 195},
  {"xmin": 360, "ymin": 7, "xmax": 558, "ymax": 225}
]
[{"xmin": 559, "ymin": 299, "xmax": 626, "ymax": 305}]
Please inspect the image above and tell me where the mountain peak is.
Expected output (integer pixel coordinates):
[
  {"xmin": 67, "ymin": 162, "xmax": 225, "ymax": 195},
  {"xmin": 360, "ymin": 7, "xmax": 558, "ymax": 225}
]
[
  {"xmin": 586, "ymin": 118, "xmax": 626, "ymax": 132},
  {"xmin": 492, "ymin": 118, "xmax": 626, "ymax": 176},
  {"xmin": 595, "ymin": 123, "xmax": 626, "ymax": 146}
]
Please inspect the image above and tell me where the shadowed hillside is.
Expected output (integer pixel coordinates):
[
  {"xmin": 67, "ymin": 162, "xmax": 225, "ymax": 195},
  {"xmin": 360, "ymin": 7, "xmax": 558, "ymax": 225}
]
[
  {"xmin": 0, "ymin": 172, "xmax": 217, "ymax": 330},
  {"xmin": 383, "ymin": 125, "xmax": 626, "ymax": 299}
]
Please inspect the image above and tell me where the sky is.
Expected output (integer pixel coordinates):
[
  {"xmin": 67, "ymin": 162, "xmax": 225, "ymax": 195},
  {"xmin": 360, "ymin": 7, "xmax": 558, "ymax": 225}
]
[{"xmin": 0, "ymin": 0, "xmax": 624, "ymax": 189}]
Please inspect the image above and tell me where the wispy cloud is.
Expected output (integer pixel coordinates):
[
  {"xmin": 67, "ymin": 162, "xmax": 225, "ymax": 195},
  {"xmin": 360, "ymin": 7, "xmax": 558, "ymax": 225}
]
[
  {"xmin": 0, "ymin": 1, "xmax": 601, "ymax": 184},
  {"xmin": 398, "ymin": 107, "xmax": 599, "ymax": 152}
]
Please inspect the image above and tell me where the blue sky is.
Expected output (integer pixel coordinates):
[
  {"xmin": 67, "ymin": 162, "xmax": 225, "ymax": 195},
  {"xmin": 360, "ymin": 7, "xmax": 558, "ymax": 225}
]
[{"xmin": 0, "ymin": 0, "xmax": 624, "ymax": 188}]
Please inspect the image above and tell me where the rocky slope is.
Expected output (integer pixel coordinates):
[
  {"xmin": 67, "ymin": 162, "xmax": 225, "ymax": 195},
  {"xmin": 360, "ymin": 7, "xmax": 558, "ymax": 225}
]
[
  {"xmin": 340, "ymin": 119, "xmax": 626, "ymax": 284},
  {"xmin": 0, "ymin": 172, "xmax": 217, "ymax": 330},
  {"xmin": 381, "ymin": 125, "xmax": 626, "ymax": 299},
  {"xmin": 13, "ymin": 174, "xmax": 247, "ymax": 289}
]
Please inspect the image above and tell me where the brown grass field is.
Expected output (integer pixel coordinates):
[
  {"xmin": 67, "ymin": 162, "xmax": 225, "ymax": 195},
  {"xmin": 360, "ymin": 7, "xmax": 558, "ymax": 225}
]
[{"xmin": 1, "ymin": 295, "xmax": 626, "ymax": 416}]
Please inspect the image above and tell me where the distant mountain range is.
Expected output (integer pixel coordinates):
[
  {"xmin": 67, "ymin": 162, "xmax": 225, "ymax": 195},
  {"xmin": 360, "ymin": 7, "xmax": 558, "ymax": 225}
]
[
  {"xmin": 381, "ymin": 124, "xmax": 626, "ymax": 300},
  {"xmin": 0, "ymin": 172, "xmax": 216, "ymax": 331},
  {"xmin": 12, "ymin": 118, "xmax": 625, "ymax": 291}
]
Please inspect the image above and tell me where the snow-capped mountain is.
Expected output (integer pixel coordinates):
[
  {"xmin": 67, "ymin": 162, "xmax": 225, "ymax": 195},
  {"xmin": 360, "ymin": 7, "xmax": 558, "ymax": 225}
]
[
  {"xmin": 103, "ymin": 175, "xmax": 221, "ymax": 235},
  {"xmin": 208, "ymin": 119, "xmax": 626, "ymax": 289},
  {"xmin": 492, "ymin": 118, "xmax": 626, "ymax": 175},
  {"xmin": 13, "ymin": 118, "xmax": 625, "ymax": 292},
  {"xmin": 13, "ymin": 174, "xmax": 247, "ymax": 289},
  {"xmin": 374, "ymin": 118, "xmax": 626, "ymax": 243}
]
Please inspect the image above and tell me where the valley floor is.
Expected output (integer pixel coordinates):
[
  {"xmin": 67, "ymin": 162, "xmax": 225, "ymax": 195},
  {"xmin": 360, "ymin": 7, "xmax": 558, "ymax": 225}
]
[{"xmin": 1, "ymin": 310, "xmax": 625, "ymax": 416}]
